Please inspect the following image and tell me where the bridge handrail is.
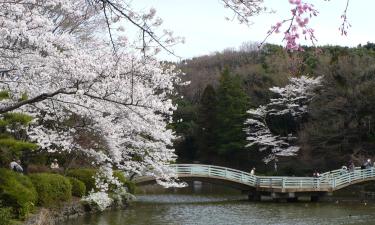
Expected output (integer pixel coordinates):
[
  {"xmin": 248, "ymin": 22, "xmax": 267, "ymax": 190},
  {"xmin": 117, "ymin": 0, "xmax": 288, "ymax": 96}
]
[
  {"xmin": 138, "ymin": 164, "xmax": 375, "ymax": 191},
  {"xmin": 171, "ymin": 164, "xmax": 258, "ymax": 186}
]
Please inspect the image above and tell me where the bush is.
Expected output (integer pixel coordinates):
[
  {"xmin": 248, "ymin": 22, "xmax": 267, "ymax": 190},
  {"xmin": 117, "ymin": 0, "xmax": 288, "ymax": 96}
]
[
  {"xmin": 0, "ymin": 200, "xmax": 12, "ymax": 225},
  {"xmin": 66, "ymin": 169, "xmax": 96, "ymax": 194},
  {"xmin": 113, "ymin": 171, "xmax": 136, "ymax": 194},
  {"xmin": 66, "ymin": 169, "xmax": 136, "ymax": 194},
  {"xmin": 0, "ymin": 169, "xmax": 37, "ymax": 219},
  {"xmin": 29, "ymin": 173, "xmax": 72, "ymax": 207},
  {"xmin": 68, "ymin": 177, "xmax": 86, "ymax": 197},
  {"xmin": 0, "ymin": 205, "xmax": 12, "ymax": 225}
]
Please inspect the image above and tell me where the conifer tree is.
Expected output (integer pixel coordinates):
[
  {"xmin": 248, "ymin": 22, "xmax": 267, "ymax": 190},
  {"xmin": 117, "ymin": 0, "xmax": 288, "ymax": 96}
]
[
  {"xmin": 0, "ymin": 93, "xmax": 37, "ymax": 168},
  {"xmin": 196, "ymin": 85, "xmax": 217, "ymax": 163},
  {"xmin": 215, "ymin": 68, "xmax": 250, "ymax": 157}
]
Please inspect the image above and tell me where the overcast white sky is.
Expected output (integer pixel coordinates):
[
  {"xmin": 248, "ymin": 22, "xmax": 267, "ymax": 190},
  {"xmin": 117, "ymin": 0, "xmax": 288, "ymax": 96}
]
[{"xmin": 129, "ymin": 0, "xmax": 375, "ymax": 61}]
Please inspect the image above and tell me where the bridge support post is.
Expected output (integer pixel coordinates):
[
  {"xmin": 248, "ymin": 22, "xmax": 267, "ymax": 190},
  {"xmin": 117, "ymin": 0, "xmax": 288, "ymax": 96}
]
[
  {"xmin": 248, "ymin": 191, "xmax": 261, "ymax": 201},
  {"xmin": 310, "ymin": 195, "xmax": 320, "ymax": 202},
  {"xmin": 286, "ymin": 197, "xmax": 298, "ymax": 202}
]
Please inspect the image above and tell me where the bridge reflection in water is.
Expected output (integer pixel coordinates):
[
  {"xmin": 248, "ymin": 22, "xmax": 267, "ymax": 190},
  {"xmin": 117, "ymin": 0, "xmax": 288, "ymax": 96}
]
[{"xmin": 135, "ymin": 164, "xmax": 375, "ymax": 202}]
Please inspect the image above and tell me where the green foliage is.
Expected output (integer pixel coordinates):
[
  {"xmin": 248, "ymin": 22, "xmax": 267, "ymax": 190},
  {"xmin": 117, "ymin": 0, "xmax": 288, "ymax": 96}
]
[
  {"xmin": 66, "ymin": 169, "xmax": 135, "ymax": 195},
  {"xmin": 0, "ymin": 169, "xmax": 37, "ymax": 219},
  {"xmin": 0, "ymin": 111, "xmax": 36, "ymax": 168},
  {"xmin": 1, "ymin": 113, "xmax": 33, "ymax": 127},
  {"xmin": 196, "ymin": 85, "xmax": 218, "ymax": 163},
  {"xmin": 113, "ymin": 171, "xmax": 136, "ymax": 194},
  {"xmin": 171, "ymin": 98, "xmax": 199, "ymax": 161},
  {"xmin": 0, "ymin": 205, "xmax": 12, "ymax": 225},
  {"xmin": 29, "ymin": 173, "xmax": 72, "ymax": 207},
  {"xmin": 68, "ymin": 177, "xmax": 86, "ymax": 197},
  {"xmin": 18, "ymin": 93, "xmax": 28, "ymax": 102},
  {"xmin": 0, "ymin": 91, "xmax": 9, "ymax": 101},
  {"xmin": 215, "ymin": 68, "xmax": 250, "ymax": 155},
  {"xmin": 0, "ymin": 138, "xmax": 38, "ymax": 167},
  {"xmin": 66, "ymin": 168, "xmax": 96, "ymax": 194},
  {"xmin": 0, "ymin": 138, "xmax": 38, "ymax": 153}
]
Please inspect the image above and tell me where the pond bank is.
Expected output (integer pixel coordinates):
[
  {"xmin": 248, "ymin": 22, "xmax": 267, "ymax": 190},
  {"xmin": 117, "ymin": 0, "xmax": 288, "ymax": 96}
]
[{"xmin": 24, "ymin": 199, "xmax": 128, "ymax": 225}]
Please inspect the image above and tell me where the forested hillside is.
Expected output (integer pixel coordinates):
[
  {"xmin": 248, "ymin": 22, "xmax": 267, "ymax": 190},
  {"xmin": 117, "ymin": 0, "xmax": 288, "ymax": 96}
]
[{"xmin": 172, "ymin": 43, "xmax": 375, "ymax": 175}]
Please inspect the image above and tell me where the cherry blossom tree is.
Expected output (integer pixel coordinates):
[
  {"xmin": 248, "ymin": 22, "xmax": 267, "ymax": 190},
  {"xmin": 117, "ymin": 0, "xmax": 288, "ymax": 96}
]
[
  {"xmin": 244, "ymin": 76, "xmax": 322, "ymax": 163},
  {"xmin": 0, "ymin": 0, "xmax": 186, "ymax": 207}
]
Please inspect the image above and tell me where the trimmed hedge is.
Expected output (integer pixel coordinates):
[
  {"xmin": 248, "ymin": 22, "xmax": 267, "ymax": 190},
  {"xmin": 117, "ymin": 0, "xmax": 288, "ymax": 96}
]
[
  {"xmin": 68, "ymin": 177, "xmax": 86, "ymax": 197},
  {"xmin": 66, "ymin": 169, "xmax": 96, "ymax": 194},
  {"xmin": 29, "ymin": 173, "xmax": 72, "ymax": 207},
  {"xmin": 0, "ymin": 169, "xmax": 37, "ymax": 219}
]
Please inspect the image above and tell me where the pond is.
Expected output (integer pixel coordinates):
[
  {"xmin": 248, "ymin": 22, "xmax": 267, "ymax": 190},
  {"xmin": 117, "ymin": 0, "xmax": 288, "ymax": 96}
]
[{"xmin": 62, "ymin": 183, "xmax": 375, "ymax": 225}]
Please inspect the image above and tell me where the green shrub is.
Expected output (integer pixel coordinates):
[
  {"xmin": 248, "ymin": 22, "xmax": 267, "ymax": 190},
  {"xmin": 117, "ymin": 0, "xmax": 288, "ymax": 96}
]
[
  {"xmin": 0, "ymin": 169, "xmax": 37, "ymax": 219},
  {"xmin": 29, "ymin": 173, "xmax": 72, "ymax": 207},
  {"xmin": 113, "ymin": 171, "xmax": 136, "ymax": 194},
  {"xmin": 66, "ymin": 169, "xmax": 96, "ymax": 194},
  {"xmin": 0, "ymin": 206, "xmax": 12, "ymax": 225},
  {"xmin": 66, "ymin": 169, "xmax": 136, "ymax": 194},
  {"xmin": 68, "ymin": 177, "xmax": 86, "ymax": 197}
]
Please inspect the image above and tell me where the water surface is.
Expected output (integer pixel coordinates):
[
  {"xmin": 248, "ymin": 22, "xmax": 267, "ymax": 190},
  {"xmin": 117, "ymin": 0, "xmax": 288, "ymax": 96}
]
[{"xmin": 63, "ymin": 184, "xmax": 375, "ymax": 225}]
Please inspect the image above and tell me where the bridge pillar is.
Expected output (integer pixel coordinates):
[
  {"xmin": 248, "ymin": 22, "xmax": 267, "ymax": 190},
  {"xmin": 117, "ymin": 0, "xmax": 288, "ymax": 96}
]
[
  {"xmin": 248, "ymin": 191, "xmax": 261, "ymax": 201},
  {"xmin": 310, "ymin": 195, "xmax": 320, "ymax": 202},
  {"xmin": 286, "ymin": 197, "xmax": 298, "ymax": 202}
]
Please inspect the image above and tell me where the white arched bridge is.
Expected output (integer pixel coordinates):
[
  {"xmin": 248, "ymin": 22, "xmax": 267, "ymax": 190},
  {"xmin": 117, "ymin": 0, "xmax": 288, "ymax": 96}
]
[{"xmin": 135, "ymin": 164, "xmax": 375, "ymax": 201}]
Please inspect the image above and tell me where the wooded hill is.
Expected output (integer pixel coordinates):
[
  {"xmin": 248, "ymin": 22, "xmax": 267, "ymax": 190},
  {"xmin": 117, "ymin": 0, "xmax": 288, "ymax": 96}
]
[{"xmin": 171, "ymin": 43, "xmax": 375, "ymax": 176}]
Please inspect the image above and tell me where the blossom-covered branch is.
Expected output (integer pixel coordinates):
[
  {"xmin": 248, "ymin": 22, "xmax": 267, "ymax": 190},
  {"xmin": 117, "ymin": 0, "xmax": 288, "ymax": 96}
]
[
  {"xmin": 244, "ymin": 76, "xmax": 322, "ymax": 163},
  {"xmin": 0, "ymin": 1, "xmax": 184, "ymax": 203},
  {"xmin": 223, "ymin": 0, "xmax": 351, "ymax": 51}
]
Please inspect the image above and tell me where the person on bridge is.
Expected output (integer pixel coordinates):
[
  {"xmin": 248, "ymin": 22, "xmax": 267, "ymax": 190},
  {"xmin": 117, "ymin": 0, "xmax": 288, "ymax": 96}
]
[
  {"xmin": 348, "ymin": 161, "xmax": 355, "ymax": 173},
  {"xmin": 313, "ymin": 170, "xmax": 320, "ymax": 178},
  {"xmin": 365, "ymin": 159, "xmax": 372, "ymax": 169},
  {"xmin": 340, "ymin": 166, "xmax": 348, "ymax": 175},
  {"xmin": 313, "ymin": 170, "xmax": 320, "ymax": 188},
  {"xmin": 250, "ymin": 167, "xmax": 256, "ymax": 175}
]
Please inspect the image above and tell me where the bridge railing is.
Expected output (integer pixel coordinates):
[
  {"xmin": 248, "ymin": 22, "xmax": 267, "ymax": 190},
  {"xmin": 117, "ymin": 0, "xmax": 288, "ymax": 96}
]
[
  {"xmin": 167, "ymin": 164, "xmax": 375, "ymax": 191},
  {"xmin": 256, "ymin": 176, "xmax": 331, "ymax": 189},
  {"xmin": 330, "ymin": 168, "xmax": 375, "ymax": 188},
  {"xmin": 170, "ymin": 164, "xmax": 257, "ymax": 186}
]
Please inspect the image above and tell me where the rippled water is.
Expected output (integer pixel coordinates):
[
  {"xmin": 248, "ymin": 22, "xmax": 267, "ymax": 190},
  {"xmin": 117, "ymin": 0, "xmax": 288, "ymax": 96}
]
[{"xmin": 63, "ymin": 184, "xmax": 375, "ymax": 225}]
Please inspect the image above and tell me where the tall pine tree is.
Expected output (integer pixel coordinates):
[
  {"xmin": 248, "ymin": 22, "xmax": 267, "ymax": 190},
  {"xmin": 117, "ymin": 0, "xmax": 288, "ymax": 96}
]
[
  {"xmin": 0, "ymin": 92, "xmax": 38, "ymax": 168},
  {"xmin": 215, "ymin": 68, "xmax": 250, "ymax": 160},
  {"xmin": 196, "ymin": 85, "xmax": 217, "ymax": 163}
]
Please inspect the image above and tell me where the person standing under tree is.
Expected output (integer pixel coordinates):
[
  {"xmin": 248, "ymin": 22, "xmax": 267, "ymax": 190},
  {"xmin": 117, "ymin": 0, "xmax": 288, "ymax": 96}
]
[
  {"xmin": 50, "ymin": 159, "xmax": 59, "ymax": 169},
  {"xmin": 9, "ymin": 159, "xmax": 23, "ymax": 173}
]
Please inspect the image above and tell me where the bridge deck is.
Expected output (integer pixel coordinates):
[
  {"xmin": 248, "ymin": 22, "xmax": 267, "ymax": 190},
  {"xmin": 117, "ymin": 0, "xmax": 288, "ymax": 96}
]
[{"xmin": 135, "ymin": 164, "xmax": 375, "ymax": 193}]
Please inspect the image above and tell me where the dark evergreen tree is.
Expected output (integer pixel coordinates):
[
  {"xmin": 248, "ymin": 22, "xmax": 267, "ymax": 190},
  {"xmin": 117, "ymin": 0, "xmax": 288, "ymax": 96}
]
[
  {"xmin": 215, "ymin": 68, "xmax": 250, "ymax": 161},
  {"xmin": 171, "ymin": 98, "xmax": 199, "ymax": 162},
  {"xmin": 0, "ymin": 92, "xmax": 38, "ymax": 169},
  {"xmin": 196, "ymin": 85, "xmax": 217, "ymax": 163}
]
